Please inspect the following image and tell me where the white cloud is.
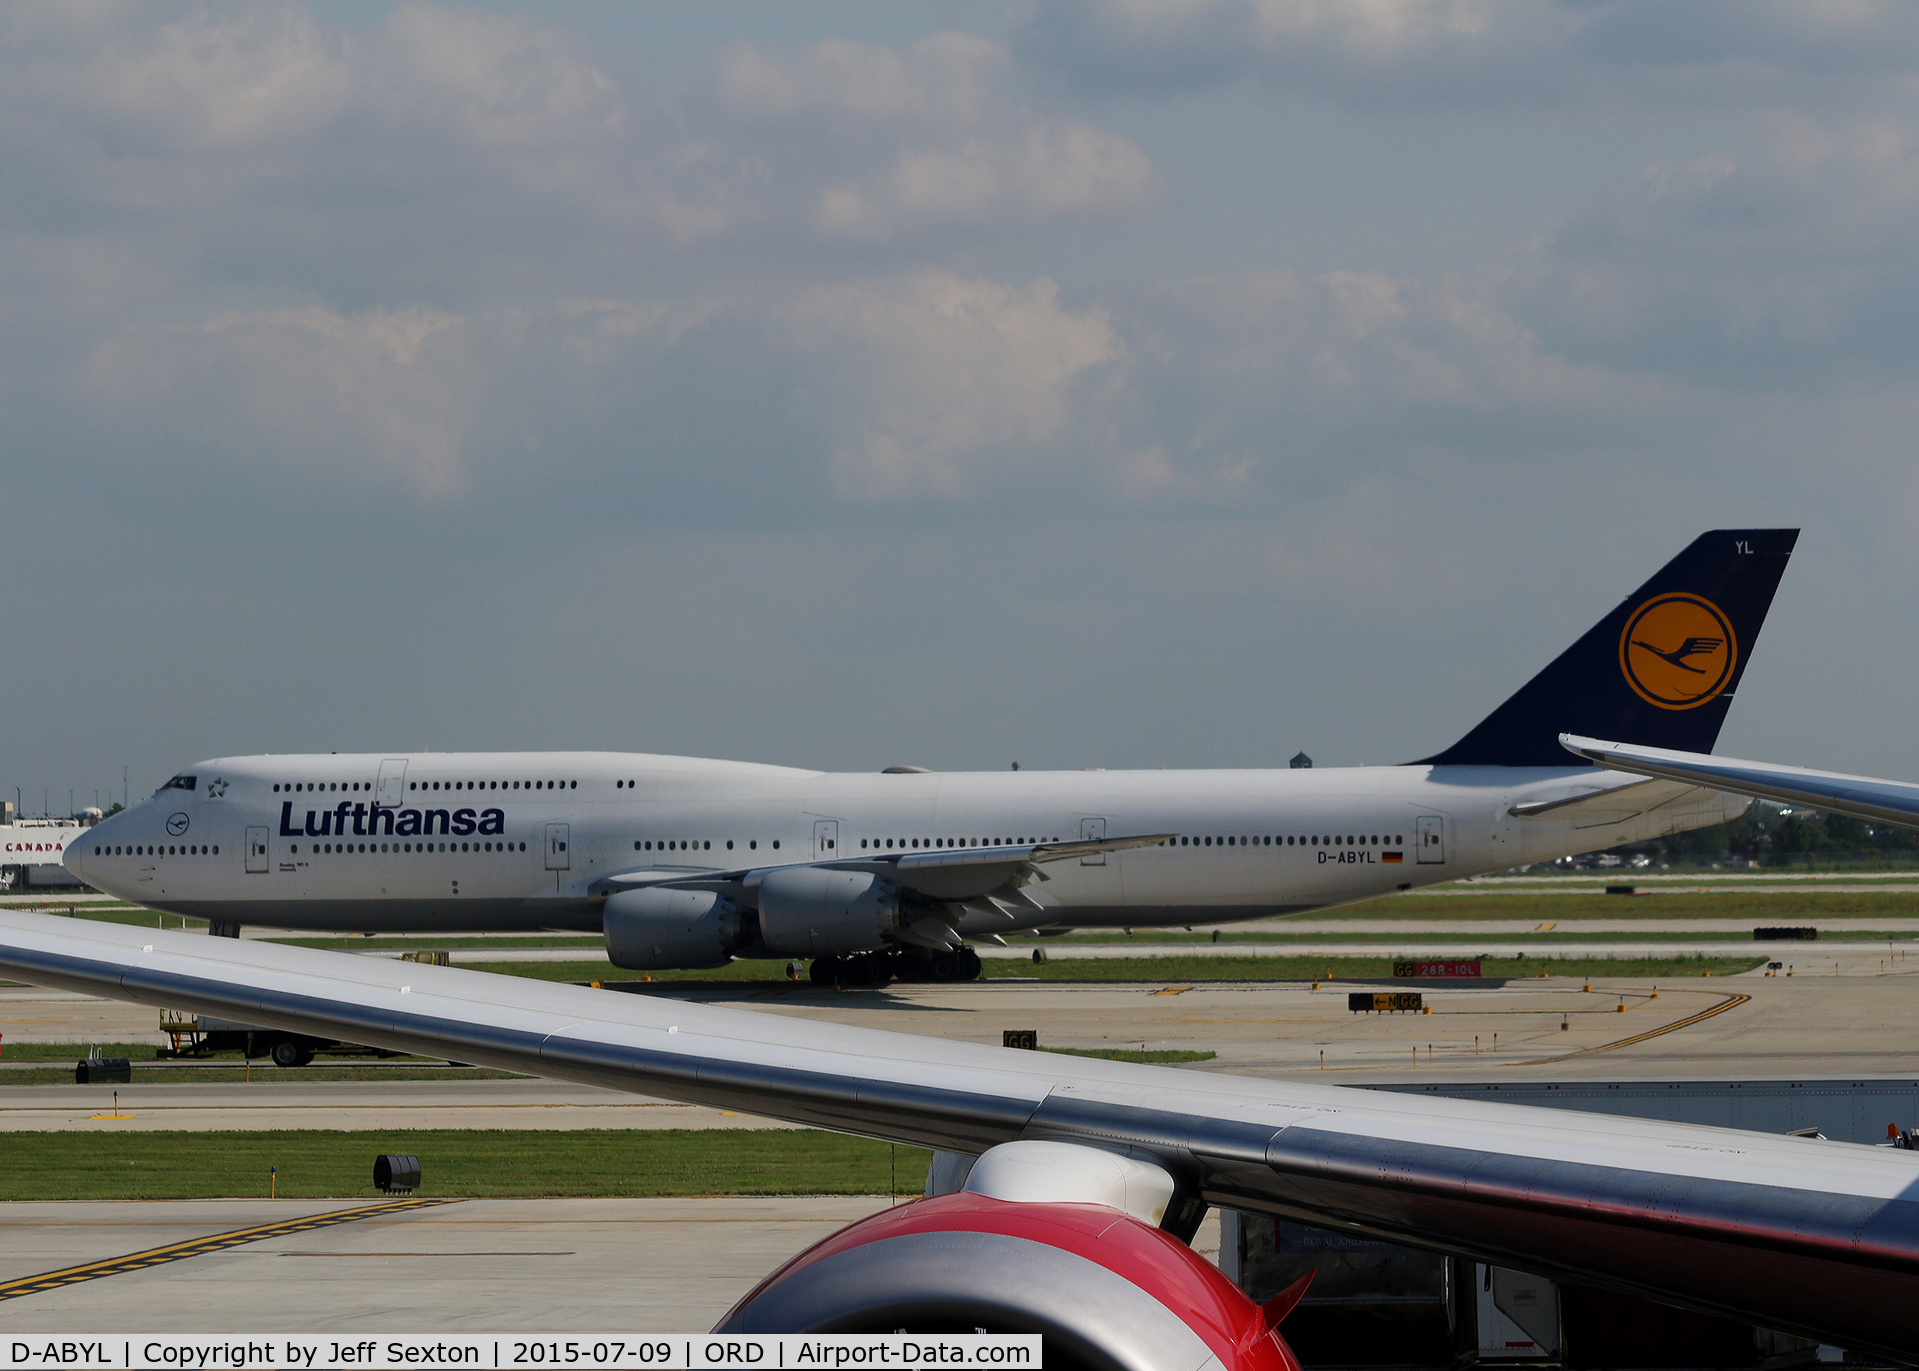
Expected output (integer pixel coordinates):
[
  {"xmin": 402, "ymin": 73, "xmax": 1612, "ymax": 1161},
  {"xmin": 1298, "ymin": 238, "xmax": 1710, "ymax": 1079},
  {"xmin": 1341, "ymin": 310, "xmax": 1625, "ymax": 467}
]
[
  {"xmin": 812, "ymin": 123, "xmax": 1154, "ymax": 239},
  {"xmin": 709, "ymin": 33, "xmax": 1156, "ymax": 240},
  {"xmin": 4, "ymin": 0, "xmax": 352, "ymax": 150},
  {"xmin": 84, "ymin": 304, "xmax": 502, "ymax": 498},
  {"xmin": 20, "ymin": 3, "xmax": 1919, "ymax": 806},
  {"xmin": 716, "ymin": 32, "xmax": 1001, "ymax": 126},
  {"xmin": 1500, "ymin": 120, "xmax": 1919, "ymax": 386},
  {"xmin": 1016, "ymin": 0, "xmax": 1919, "ymax": 108},
  {"xmin": 0, "ymin": 7, "xmax": 1156, "ymax": 290},
  {"xmin": 784, "ymin": 272, "xmax": 1121, "ymax": 498}
]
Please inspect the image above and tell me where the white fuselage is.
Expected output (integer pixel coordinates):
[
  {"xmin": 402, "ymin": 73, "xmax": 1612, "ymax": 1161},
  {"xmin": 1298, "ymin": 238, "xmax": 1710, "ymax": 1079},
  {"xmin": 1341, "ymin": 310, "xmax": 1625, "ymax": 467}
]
[{"xmin": 64, "ymin": 751, "xmax": 1745, "ymax": 942}]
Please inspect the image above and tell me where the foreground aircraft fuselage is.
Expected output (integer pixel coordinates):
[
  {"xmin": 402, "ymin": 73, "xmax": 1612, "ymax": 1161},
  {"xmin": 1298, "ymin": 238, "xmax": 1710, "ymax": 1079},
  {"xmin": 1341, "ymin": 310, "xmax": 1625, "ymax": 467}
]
[{"xmin": 66, "ymin": 527, "xmax": 1798, "ymax": 977}]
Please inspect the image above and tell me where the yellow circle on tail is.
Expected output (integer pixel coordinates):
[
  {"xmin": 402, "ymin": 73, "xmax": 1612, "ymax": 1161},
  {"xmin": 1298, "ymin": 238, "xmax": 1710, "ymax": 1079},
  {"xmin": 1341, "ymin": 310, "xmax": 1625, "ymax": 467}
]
[{"xmin": 1618, "ymin": 594, "xmax": 1737, "ymax": 710}]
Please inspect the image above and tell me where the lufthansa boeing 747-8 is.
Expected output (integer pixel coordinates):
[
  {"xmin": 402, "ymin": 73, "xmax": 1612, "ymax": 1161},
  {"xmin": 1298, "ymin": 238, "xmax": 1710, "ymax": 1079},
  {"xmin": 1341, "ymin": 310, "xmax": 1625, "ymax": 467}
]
[{"xmin": 66, "ymin": 529, "xmax": 1797, "ymax": 983}]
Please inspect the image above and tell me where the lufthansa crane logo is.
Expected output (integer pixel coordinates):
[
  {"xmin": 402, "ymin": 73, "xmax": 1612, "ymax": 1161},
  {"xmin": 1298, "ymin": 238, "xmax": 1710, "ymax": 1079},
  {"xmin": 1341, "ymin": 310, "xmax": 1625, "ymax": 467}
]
[
  {"xmin": 1619, "ymin": 594, "xmax": 1737, "ymax": 710},
  {"xmin": 165, "ymin": 812, "xmax": 191, "ymax": 836}
]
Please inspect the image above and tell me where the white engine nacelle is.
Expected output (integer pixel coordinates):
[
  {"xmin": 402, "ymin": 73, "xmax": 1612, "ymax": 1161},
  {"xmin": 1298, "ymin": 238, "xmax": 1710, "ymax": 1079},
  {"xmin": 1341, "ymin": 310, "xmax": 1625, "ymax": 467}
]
[
  {"xmin": 755, "ymin": 867, "xmax": 898, "ymax": 956},
  {"xmin": 718, "ymin": 1140, "xmax": 1301, "ymax": 1371},
  {"xmin": 603, "ymin": 888, "xmax": 739, "ymax": 970}
]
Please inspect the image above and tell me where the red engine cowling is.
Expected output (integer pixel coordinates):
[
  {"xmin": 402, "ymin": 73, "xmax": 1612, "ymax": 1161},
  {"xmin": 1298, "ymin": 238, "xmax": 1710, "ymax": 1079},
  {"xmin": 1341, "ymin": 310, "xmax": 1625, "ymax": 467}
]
[{"xmin": 714, "ymin": 1192, "xmax": 1301, "ymax": 1371}]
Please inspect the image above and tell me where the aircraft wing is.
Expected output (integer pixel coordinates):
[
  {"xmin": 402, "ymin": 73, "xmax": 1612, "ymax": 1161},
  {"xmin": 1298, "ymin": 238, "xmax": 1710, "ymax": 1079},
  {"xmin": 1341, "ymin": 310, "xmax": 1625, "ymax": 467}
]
[
  {"xmin": 1562, "ymin": 733, "xmax": 1919, "ymax": 832},
  {"xmin": 1506, "ymin": 775, "xmax": 1744, "ymax": 830},
  {"xmin": 592, "ymin": 833, "xmax": 1175, "ymax": 932},
  {"xmin": 0, "ymin": 909, "xmax": 1915, "ymax": 1356}
]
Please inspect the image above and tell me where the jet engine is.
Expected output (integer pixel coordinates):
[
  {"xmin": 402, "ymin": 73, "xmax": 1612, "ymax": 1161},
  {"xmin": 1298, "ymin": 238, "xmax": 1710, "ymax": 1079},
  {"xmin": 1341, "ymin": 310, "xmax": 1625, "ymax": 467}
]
[
  {"xmin": 602, "ymin": 888, "xmax": 739, "ymax": 970},
  {"xmin": 718, "ymin": 1141, "xmax": 1303, "ymax": 1371},
  {"xmin": 755, "ymin": 867, "xmax": 899, "ymax": 956}
]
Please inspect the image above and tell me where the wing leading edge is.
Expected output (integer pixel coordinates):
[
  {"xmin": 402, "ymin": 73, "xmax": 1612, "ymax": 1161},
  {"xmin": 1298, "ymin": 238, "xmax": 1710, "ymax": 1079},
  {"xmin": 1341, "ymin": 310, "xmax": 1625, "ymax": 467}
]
[
  {"xmin": 1562, "ymin": 733, "xmax": 1919, "ymax": 831},
  {"xmin": 0, "ymin": 909, "xmax": 1913, "ymax": 1356}
]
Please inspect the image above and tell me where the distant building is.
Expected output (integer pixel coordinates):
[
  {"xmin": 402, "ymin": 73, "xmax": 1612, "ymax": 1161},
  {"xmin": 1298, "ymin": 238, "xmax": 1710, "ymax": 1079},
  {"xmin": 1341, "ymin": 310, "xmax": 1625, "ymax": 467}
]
[
  {"xmin": 0, "ymin": 819, "xmax": 90, "ymax": 890},
  {"xmin": 1290, "ymin": 752, "xmax": 1312, "ymax": 769}
]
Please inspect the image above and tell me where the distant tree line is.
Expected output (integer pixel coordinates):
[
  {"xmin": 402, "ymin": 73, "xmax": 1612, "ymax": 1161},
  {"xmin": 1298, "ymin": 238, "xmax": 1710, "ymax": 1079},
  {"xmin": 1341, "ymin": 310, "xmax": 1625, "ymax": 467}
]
[{"xmin": 1608, "ymin": 806, "xmax": 1919, "ymax": 865}]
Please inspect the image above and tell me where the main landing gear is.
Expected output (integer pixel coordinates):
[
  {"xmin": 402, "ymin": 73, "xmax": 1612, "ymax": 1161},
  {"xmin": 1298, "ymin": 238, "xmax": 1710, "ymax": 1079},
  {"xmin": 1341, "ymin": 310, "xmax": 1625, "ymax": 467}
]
[{"xmin": 808, "ymin": 947, "xmax": 983, "ymax": 988}]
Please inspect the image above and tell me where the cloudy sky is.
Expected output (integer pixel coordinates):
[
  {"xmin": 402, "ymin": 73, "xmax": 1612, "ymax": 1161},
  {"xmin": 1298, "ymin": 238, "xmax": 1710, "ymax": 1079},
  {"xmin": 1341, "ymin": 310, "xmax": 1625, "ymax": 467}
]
[{"xmin": 8, "ymin": 0, "xmax": 1919, "ymax": 813}]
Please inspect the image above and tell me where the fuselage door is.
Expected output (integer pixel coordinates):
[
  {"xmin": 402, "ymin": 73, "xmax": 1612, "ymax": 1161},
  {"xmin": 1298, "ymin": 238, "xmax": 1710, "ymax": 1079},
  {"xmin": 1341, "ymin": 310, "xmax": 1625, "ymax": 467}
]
[
  {"xmin": 1080, "ymin": 816, "xmax": 1107, "ymax": 865},
  {"xmin": 813, "ymin": 820, "xmax": 838, "ymax": 861},
  {"xmin": 1416, "ymin": 815, "xmax": 1446, "ymax": 864},
  {"xmin": 545, "ymin": 822, "xmax": 570, "ymax": 871},
  {"xmin": 245, "ymin": 826, "xmax": 269, "ymax": 874},
  {"xmin": 374, "ymin": 759, "xmax": 409, "ymax": 809}
]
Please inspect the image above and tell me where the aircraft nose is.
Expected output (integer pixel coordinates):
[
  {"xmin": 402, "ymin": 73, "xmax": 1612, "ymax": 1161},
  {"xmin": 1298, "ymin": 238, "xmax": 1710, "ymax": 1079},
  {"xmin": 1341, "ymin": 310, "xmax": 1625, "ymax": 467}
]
[
  {"xmin": 66, "ymin": 811, "xmax": 121, "ymax": 889},
  {"xmin": 63, "ymin": 827, "xmax": 95, "ymax": 884}
]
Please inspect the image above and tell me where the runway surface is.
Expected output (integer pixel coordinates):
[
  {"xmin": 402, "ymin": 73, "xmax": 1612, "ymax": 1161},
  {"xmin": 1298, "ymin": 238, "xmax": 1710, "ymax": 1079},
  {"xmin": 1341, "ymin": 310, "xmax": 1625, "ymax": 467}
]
[{"xmin": 3, "ymin": 1196, "xmax": 1143, "ymax": 1333}]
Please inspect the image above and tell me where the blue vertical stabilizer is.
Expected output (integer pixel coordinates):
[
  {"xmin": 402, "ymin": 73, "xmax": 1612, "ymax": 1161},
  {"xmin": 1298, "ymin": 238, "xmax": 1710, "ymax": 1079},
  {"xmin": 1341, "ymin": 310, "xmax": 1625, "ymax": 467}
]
[{"xmin": 1416, "ymin": 528, "xmax": 1798, "ymax": 768}]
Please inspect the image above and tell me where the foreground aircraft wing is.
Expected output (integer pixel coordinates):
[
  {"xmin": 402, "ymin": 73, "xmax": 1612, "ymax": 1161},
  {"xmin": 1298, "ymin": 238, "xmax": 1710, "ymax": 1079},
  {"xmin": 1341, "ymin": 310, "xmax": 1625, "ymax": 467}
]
[
  {"xmin": 0, "ymin": 910, "xmax": 1915, "ymax": 1356},
  {"xmin": 1563, "ymin": 734, "xmax": 1919, "ymax": 831}
]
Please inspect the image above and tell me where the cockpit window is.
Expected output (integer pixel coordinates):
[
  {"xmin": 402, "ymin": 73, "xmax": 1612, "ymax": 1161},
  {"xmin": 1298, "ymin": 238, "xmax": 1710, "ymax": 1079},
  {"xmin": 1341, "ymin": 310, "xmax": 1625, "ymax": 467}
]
[{"xmin": 156, "ymin": 775, "xmax": 196, "ymax": 793}]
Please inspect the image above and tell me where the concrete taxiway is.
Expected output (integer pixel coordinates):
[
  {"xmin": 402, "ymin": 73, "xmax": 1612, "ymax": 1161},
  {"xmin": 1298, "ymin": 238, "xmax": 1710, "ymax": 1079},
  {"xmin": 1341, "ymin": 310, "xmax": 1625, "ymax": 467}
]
[{"xmin": 0, "ymin": 1198, "xmax": 1225, "ymax": 1332}]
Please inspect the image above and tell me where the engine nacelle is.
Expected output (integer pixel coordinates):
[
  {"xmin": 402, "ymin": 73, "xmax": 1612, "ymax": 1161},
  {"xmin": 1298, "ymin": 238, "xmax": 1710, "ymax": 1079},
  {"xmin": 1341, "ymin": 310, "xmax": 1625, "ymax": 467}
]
[
  {"xmin": 603, "ymin": 888, "xmax": 738, "ymax": 970},
  {"xmin": 755, "ymin": 867, "xmax": 898, "ymax": 956},
  {"xmin": 716, "ymin": 1189, "xmax": 1297, "ymax": 1371}
]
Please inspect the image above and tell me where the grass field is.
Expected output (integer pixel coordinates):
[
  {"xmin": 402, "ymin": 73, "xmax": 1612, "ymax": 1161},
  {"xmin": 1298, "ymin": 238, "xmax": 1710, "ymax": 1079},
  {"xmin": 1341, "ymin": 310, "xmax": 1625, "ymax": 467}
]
[
  {"xmin": 9, "ymin": 905, "xmax": 206, "ymax": 930},
  {"xmin": 7, "ymin": 888, "xmax": 1917, "ymax": 948},
  {"xmin": 453, "ymin": 952, "xmax": 1766, "ymax": 987},
  {"xmin": 0, "ymin": 1129, "xmax": 931, "ymax": 1202},
  {"xmin": 1, "ymin": 1041, "xmax": 170, "ymax": 1060},
  {"xmin": 269, "ymin": 934, "xmax": 603, "ymax": 951},
  {"xmin": 473, "ymin": 960, "xmax": 799, "ymax": 983},
  {"xmin": 1038, "ymin": 929, "xmax": 1915, "ymax": 943},
  {"xmin": 0, "ymin": 1065, "xmax": 527, "ymax": 1085},
  {"xmin": 1040, "ymin": 1046, "xmax": 1214, "ymax": 1063},
  {"xmin": 985, "ymin": 953, "xmax": 1767, "ymax": 981},
  {"xmin": 1304, "ymin": 891, "xmax": 1919, "ymax": 922}
]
